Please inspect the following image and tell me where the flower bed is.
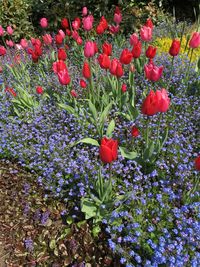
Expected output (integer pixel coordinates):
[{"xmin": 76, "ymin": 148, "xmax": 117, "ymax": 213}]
[{"xmin": 0, "ymin": 6, "xmax": 200, "ymax": 266}]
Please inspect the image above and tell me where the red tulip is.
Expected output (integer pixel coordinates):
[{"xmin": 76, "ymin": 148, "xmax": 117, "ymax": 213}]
[
  {"xmin": 31, "ymin": 38, "xmax": 41, "ymax": 47},
  {"xmin": 146, "ymin": 45, "xmax": 157, "ymax": 59},
  {"xmin": 0, "ymin": 46, "xmax": 7, "ymax": 56},
  {"xmin": 189, "ymin": 32, "xmax": 200, "ymax": 49},
  {"xmin": 58, "ymin": 48, "xmax": 67, "ymax": 60},
  {"xmin": 82, "ymin": 61, "xmax": 91, "ymax": 79},
  {"xmin": 141, "ymin": 90, "xmax": 158, "ymax": 116},
  {"xmin": 194, "ymin": 155, "xmax": 200, "ymax": 170},
  {"xmin": 66, "ymin": 29, "xmax": 71, "ymax": 36},
  {"xmin": 100, "ymin": 16, "xmax": 108, "ymax": 30},
  {"xmin": 72, "ymin": 17, "xmax": 81, "ymax": 30},
  {"xmin": 145, "ymin": 18, "xmax": 154, "ymax": 30},
  {"xmin": 58, "ymin": 69, "xmax": 71, "ymax": 85},
  {"xmin": 131, "ymin": 41, "xmax": 142, "ymax": 58},
  {"xmin": 76, "ymin": 36, "xmax": 83, "ymax": 45},
  {"xmin": 80, "ymin": 79, "xmax": 87, "ymax": 88},
  {"xmin": 5, "ymin": 87, "xmax": 17, "ymax": 97},
  {"xmin": 102, "ymin": 42, "xmax": 112, "ymax": 56},
  {"xmin": 121, "ymin": 83, "xmax": 127, "ymax": 93},
  {"xmin": 72, "ymin": 30, "xmax": 79, "ymax": 41},
  {"xmin": 169, "ymin": 39, "xmax": 180, "ymax": 56},
  {"xmin": 141, "ymin": 89, "xmax": 170, "ymax": 116},
  {"xmin": 96, "ymin": 24, "xmax": 105, "ymax": 35},
  {"xmin": 144, "ymin": 63, "xmax": 163, "ymax": 82},
  {"xmin": 61, "ymin": 18, "xmax": 69, "ymax": 29},
  {"xmin": 98, "ymin": 53, "xmax": 111, "ymax": 69},
  {"xmin": 36, "ymin": 86, "xmax": 43, "ymax": 94},
  {"xmin": 99, "ymin": 137, "xmax": 118, "ymax": 163},
  {"xmin": 70, "ymin": 90, "xmax": 77, "ymax": 97},
  {"xmin": 120, "ymin": 48, "xmax": 133, "ymax": 65},
  {"xmin": 110, "ymin": 58, "xmax": 124, "ymax": 78},
  {"xmin": 155, "ymin": 88, "xmax": 170, "ymax": 113},
  {"xmin": 140, "ymin": 26, "xmax": 152, "ymax": 42},
  {"xmin": 55, "ymin": 34, "xmax": 64, "ymax": 45},
  {"xmin": 53, "ymin": 60, "xmax": 67, "ymax": 74},
  {"xmin": 131, "ymin": 126, "xmax": 139, "ymax": 137}
]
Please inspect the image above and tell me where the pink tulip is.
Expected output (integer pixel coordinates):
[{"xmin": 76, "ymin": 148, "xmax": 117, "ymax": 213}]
[
  {"xmin": 20, "ymin": 38, "xmax": 28, "ymax": 49},
  {"xmin": 140, "ymin": 26, "xmax": 152, "ymax": 42},
  {"xmin": 82, "ymin": 15, "xmax": 94, "ymax": 31},
  {"xmin": 42, "ymin": 34, "xmax": 52, "ymax": 45},
  {"xmin": 7, "ymin": 26, "xmax": 13, "ymax": 35},
  {"xmin": 6, "ymin": 40, "xmax": 14, "ymax": 47},
  {"xmin": 114, "ymin": 13, "xmax": 122, "ymax": 24},
  {"xmin": 189, "ymin": 32, "xmax": 200, "ymax": 49},
  {"xmin": 84, "ymin": 41, "xmax": 97, "ymax": 58},
  {"xmin": 70, "ymin": 89, "xmax": 78, "ymax": 97},
  {"xmin": 40, "ymin": 18, "xmax": 48, "ymax": 28},
  {"xmin": 0, "ymin": 26, "xmax": 4, "ymax": 36},
  {"xmin": 58, "ymin": 69, "xmax": 71, "ymax": 85},
  {"xmin": 82, "ymin": 7, "xmax": 88, "ymax": 17},
  {"xmin": 144, "ymin": 63, "xmax": 163, "ymax": 82},
  {"xmin": 109, "ymin": 25, "xmax": 120, "ymax": 34},
  {"xmin": 58, "ymin": 29, "xmax": 66, "ymax": 39},
  {"xmin": 130, "ymin": 33, "xmax": 139, "ymax": 46}
]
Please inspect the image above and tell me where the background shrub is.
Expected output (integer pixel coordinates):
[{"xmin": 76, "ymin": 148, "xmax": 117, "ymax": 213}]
[{"xmin": 0, "ymin": 0, "xmax": 34, "ymax": 41}]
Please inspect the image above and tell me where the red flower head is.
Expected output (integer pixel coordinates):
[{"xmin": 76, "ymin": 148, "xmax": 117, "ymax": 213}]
[
  {"xmin": 110, "ymin": 58, "xmax": 124, "ymax": 78},
  {"xmin": 144, "ymin": 63, "xmax": 163, "ymax": 82},
  {"xmin": 102, "ymin": 42, "xmax": 112, "ymax": 56},
  {"xmin": 53, "ymin": 60, "xmax": 67, "ymax": 74},
  {"xmin": 155, "ymin": 88, "xmax": 170, "ymax": 113},
  {"xmin": 145, "ymin": 18, "xmax": 154, "ymax": 30},
  {"xmin": 5, "ymin": 87, "xmax": 17, "ymax": 97},
  {"xmin": 121, "ymin": 83, "xmax": 127, "ymax": 93},
  {"xmin": 99, "ymin": 137, "xmax": 118, "ymax": 163},
  {"xmin": 70, "ymin": 89, "xmax": 77, "ymax": 97},
  {"xmin": 141, "ymin": 90, "xmax": 158, "ymax": 116},
  {"xmin": 98, "ymin": 53, "xmax": 111, "ymax": 69},
  {"xmin": 131, "ymin": 41, "xmax": 142, "ymax": 58},
  {"xmin": 55, "ymin": 34, "xmax": 64, "ymax": 45},
  {"xmin": 72, "ymin": 17, "xmax": 81, "ymax": 30},
  {"xmin": 80, "ymin": 79, "xmax": 87, "ymax": 88},
  {"xmin": 61, "ymin": 18, "xmax": 69, "ymax": 29},
  {"xmin": 58, "ymin": 69, "xmax": 71, "ymax": 85},
  {"xmin": 40, "ymin": 18, "xmax": 48, "ymax": 28},
  {"xmin": 146, "ymin": 45, "xmax": 157, "ymax": 59},
  {"xmin": 82, "ymin": 61, "xmax": 91, "ymax": 79},
  {"xmin": 189, "ymin": 32, "xmax": 200, "ymax": 49},
  {"xmin": 169, "ymin": 39, "xmax": 181, "ymax": 56},
  {"xmin": 58, "ymin": 48, "xmax": 67, "ymax": 61},
  {"xmin": 120, "ymin": 48, "xmax": 133, "ymax": 65},
  {"xmin": 0, "ymin": 46, "xmax": 6, "ymax": 56},
  {"xmin": 130, "ymin": 33, "xmax": 139, "ymax": 46},
  {"xmin": 194, "ymin": 155, "xmax": 200, "ymax": 170},
  {"xmin": 131, "ymin": 126, "xmax": 139, "ymax": 137},
  {"xmin": 96, "ymin": 24, "xmax": 105, "ymax": 35},
  {"xmin": 36, "ymin": 86, "xmax": 43, "ymax": 94}
]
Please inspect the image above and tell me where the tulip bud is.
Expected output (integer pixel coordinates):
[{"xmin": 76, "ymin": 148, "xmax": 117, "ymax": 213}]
[
  {"xmin": 169, "ymin": 39, "xmax": 180, "ymax": 56},
  {"xmin": 40, "ymin": 18, "xmax": 48, "ymax": 28},
  {"xmin": 194, "ymin": 155, "xmax": 200, "ymax": 170},
  {"xmin": 99, "ymin": 137, "xmax": 118, "ymax": 163},
  {"xmin": 189, "ymin": 32, "xmax": 200, "ymax": 49},
  {"xmin": 131, "ymin": 126, "xmax": 139, "ymax": 137},
  {"xmin": 36, "ymin": 86, "xmax": 43, "ymax": 94}
]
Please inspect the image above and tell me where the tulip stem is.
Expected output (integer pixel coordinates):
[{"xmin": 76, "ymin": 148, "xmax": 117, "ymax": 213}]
[
  {"xmin": 185, "ymin": 48, "xmax": 194, "ymax": 90},
  {"xmin": 167, "ymin": 56, "xmax": 174, "ymax": 90}
]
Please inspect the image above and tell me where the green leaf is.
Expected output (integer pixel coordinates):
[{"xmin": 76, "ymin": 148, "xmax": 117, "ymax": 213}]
[
  {"xmin": 99, "ymin": 102, "xmax": 113, "ymax": 127},
  {"xmin": 119, "ymin": 146, "xmax": 137, "ymax": 159},
  {"xmin": 72, "ymin": 137, "xmax": 99, "ymax": 147},
  {"xmin": 81, "ymin": 198, "xmax": 97, "ymax": 220},
  {"xmin": 106, "ymin": 119, "xmax": 115, "ymax": 138},
  {"xmin": 88, "ymin": 100, "xmax": 97, "ymax": 120},
  {"xmin": 58, "ymin": 103, "xmax": 77, "ymax": 117},
  {"xmin": 143, "ymin": 141, "xmax": 155, "ymax": 160},
  {"xmin": 92, "ymin": 224, "xmax": 101, "ymax": 237},
  {"xmin": 161, "ymin": 127, "xmax": 169, "ymax": 149}
]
